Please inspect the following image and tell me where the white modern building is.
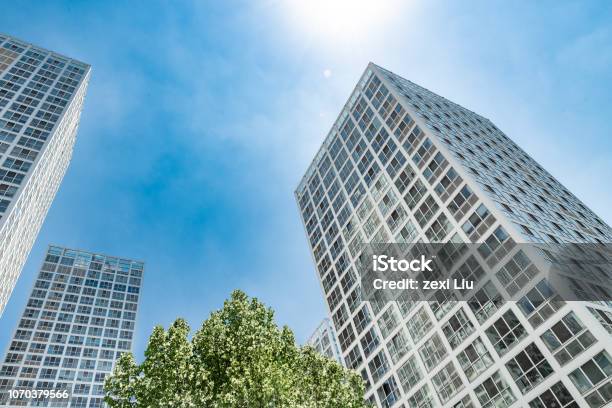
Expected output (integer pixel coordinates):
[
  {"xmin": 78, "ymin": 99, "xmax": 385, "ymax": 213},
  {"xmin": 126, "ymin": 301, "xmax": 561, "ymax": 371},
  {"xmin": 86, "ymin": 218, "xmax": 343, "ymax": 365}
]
[
  {"xmin": 0, "ymin": 245, "xmax": 144, "ymax": 407},
  {"xmin": 0, "ymin": 34, "xmax": 90, "ymax": 316},
  {"xmin": 306, "ymin": 318, "xmax": 345, "ymax": 366},
  {"xmin": 296, "ymin": 63, "xmax": 612, "ymax": 408}
]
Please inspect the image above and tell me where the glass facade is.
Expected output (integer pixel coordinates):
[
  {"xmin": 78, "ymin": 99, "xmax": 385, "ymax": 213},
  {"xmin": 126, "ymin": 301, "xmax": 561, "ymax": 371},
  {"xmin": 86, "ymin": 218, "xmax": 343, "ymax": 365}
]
[
  {"xmin": 0, "ymin": 34, "xmax": 90, "ymax": 316},
  {"xmin": 296, "ymin": 63, "xmax": 612, "ymax": 407},
  {"xmin": 0, "ymin": 245, "xmax": 143, "ymax": 407}
]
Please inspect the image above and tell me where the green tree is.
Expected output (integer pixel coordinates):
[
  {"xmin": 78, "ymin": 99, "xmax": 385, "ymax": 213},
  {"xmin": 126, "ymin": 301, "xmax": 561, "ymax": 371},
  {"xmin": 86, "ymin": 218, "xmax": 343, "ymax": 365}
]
[{"xmin": 105, "ymin": 290, "xmax": 369, "ymax": 408}]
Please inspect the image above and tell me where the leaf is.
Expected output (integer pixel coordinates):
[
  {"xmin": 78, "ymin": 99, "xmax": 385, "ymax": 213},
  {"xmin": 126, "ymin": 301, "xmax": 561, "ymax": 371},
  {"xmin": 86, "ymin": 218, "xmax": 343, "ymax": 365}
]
[{"xmin": 104, "ymin": 290, "xmax": 368, "ymax": 407}]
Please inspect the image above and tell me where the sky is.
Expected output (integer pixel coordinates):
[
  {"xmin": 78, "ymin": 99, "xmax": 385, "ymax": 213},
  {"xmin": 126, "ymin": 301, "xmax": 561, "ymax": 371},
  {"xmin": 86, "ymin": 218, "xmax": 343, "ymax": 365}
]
[{"xmin": 0, "ymin": 0, "xmax": 611, "ymax": 359}]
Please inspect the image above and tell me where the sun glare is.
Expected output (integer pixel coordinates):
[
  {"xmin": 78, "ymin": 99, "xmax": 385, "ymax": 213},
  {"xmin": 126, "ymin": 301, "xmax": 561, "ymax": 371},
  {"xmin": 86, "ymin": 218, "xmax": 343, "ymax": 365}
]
[{"xmin": 286, "ymin": 0, "xmax": 402, "ymax": 44}]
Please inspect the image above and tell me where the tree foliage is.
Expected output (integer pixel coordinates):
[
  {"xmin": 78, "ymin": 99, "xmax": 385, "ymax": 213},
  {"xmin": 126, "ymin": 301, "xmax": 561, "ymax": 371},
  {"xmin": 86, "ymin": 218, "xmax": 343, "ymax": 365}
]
[{"xmin": 105, "ymin": 290, "xmax": 368, "ymax": 407}]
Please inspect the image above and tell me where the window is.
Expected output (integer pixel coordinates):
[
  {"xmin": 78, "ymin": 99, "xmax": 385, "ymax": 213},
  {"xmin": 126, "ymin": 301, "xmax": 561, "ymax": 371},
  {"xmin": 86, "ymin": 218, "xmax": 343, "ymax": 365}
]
[
  {"xmin": 345, "ymin": 345, "xmax": 363, "ymax": 370},
  {"xmin": 334, "ymin": 147, "xmax": 348, "ymax": 171},
  {"xmin": 387, "ymin": 151, "xmax": 407, "ymax": 179},
  {"xmin": 327, "ymin": 179, "xmax": 341, "ymax": 202},
  {"xmin": 414, "ymin": 195, "xmax": 439, "ymax": 227},
  {"xmin": 528, "ymin": 381, "xmax": 578, "ymax": 408},
  {"xmin": 412, "ymin": 138, "xmax": 435, "ymax": 168},
  {"xmin": 378, "ymin": 306, "xmax": 400, "ymax": 339},
  {"xmin": 517, "ymin": 279, "xmax": 564, "ymax": 328},
  {"xmin": 363, "ymin": 212, "xmax": 381, "ymax": 238},
  {"xmin": 442, "ymin": 308, "xmax": 475, "ymax": 349},
  {"xmin": 346, "ymin": 287, "xmax": 361, "ymax": 313},
  {"xmin": 447, "ymin": 185, "xmax": 474, "ymax": 219},
  {"xmin": 0, "ymin": 199, "xmax": 10, "ymax": 212},
  {"xmin": 350, "ymin": 183, "xmax": 366, "ymax": 208},
  {"xmin": 462, "ymin": 204, "xmax": 494, "ymax": 239},
  {"xmin": 423, "ymin": 152, "xmax": 448, "ymax": 184},
  {"xmin": 404, "ymin": 179, "xmax": 427, "ymax": 209},
  {"xmin": 568, "ymin": 351, "xmax": 612, "ymax": 406},
  {"xmin": 436, "ymin": 233, "xmax": 467, "ymax": 271},
  {"xmin": 394, "ymin": 113, "xmax": 415, "ymax": 142},
  {"xmin": 386, "ymin": 329, "xmax": 410, "ymax": 364},
  {"xmin": 326, "ymin": 286, "xmax": 342, "ymax": 311},
  {"xmin": 429, "ymin": 289, "xmax": 457, "ymax": 321},
  {"xmin": 395, "ymin": 220, "xmax": 418, "ymax": 243},
  {"xmin": 364, "ymin": 75, "xmax": 381, "ymax": 99},
  {"xmin": 505, "ymin": 343, "xmax": 553, "ymax": 394},
  {"xmin": 485, "ymin": 309, "xmax": 527, "ymax": 356},
  {"xmin": 351, "ymin": 96, "xmax": 367, "ymax": 120},
  {"xmin": 0, "ymin": 169, "xmax": 25, "ymax": 185},
  {"xmin": 418, "ymin": 333, "xmax": 447, "ymax": 372},
  {"xmin": 338, "ymin": 325, "xmax": 355, "ymax": 351},
  {"xmin": 396, "ymin": 290, "xmax": 418, "ymax": 319},
  {"xmin": 378, "ymin": 190, "xmax": 398, "ymax": 217},
  {"xmin": 468, "ymin": 281, "xmax": 503, "ymax": 324},
  {"xmin": 70, "ymin": 397, "xmax": 88, "ymax": 407},
  {"xmin": 386, "ymin": 206, "xmax": 407, "ymax": 232},
  {"xmin": 478, "ymin": 227, "xmax": 513, "ymax": 267},
  {"xmin": 407, "ymin": 383, "xmax": 435, "ymax": 408},
  {"xmin": 370, "ymin": 175, "xmax": 389, "ymax": 202},
  {"xmin": 426, "ymin": 213, "xmax": 451, "ymax": 242},
  {"xmin": 10, "ymin": 146, "xmax": 37, "ymax": 161},
  {"xmin": 541, "ymin": 312, "xmax": 596, "ymax": 365},
  {"xmin": 328, "ymin": 136, "xmax": 343, "ymax": 160},
  {"xmin": 457, "ymin": 337, "xmax": 494, "ymax": 382},
  {"xmin": 496, "ymin": 250, "xmax": 539, "ymax": 296},
  {"xmin": 395, "ymin": 165, "xmax": 415, "ymax": 193},
  {"xmin": 363, "ymin": 163, "xmax": 381, "ymax": 187},
  {"xmin": 368, "ymin": 350, "xmax": 390, "ymax": 383},
  {"xmin": 369, "ymin": 291, "xmax": 387, "ymax": 317},
  {"xmin": 378, "ymin": 94, "xmax": 396, "ymax": 119},
  {"xmin": 358, "ymin": 107, "xmax": 374, "ymax": 132},
  {"xmin": 452, "ymin": 394, "xmax": 475, "ymax": 408},
  {"xmin": 403, "ymin": 125, "xmax": 424, "ymax": 155},
  {"xmin": 360, "ymin": 327, "xmax": 380, "ymax": 358},
  {"xmin": 370, "ymin": 83, "xmax": 388, "ymax": 108},
  {"xmin": 432, "ymin": 362, "xmax": 464, "ymax": 403},
  {"xmin": 0, "ymin": 183, "xmax": 17, "ymax": 198},
  {"xmin": 397, "ymin": 355, "xmax": 422, "ymax": 395},
  {"xmin": 407, "ymin": 306, "xmax": 433, "ymax": 343},
  {"xmin": 434, "ymin": 168, "xmax": 462, "ymax": 201},
  {"xmin": 339, "ymin": 268, "xmax": 357, "ymax": 294},
  {"xmin": 357, "ymin": 197, "xmax": 373, "ymax": 221},
  {"xmin": 376, "ymin": 376, "xmax": 401, "ymax": 408},
  {"xmin": 4, "ymin": 353, "xmax": 22, "ymax": 364},
  {"xmin": 364, "ymin": 118, "xmax": 383, "ymax": 142},
  {"xmin": 353, "ymin": 305, "xmax": 371, "ymax": 334},
  {"xmin": 452, "ymin": 256, "xmax": 485, "ymax": 295},
  {"xmin": 316, "ymin": 204, "xmax": 331, "ymax": 228},
  {"xmin": 385, "ymin": 102, "xmax": 404, "ymax": 129},
  {"xmin": 328, "ymin": 237, "xmax": 344, "ymax": 260},
  {"xmin": 343, "ymin": 171, "xmax": 360, "ymax": 196},
  {"xmin": 474, "ymin": 371, "xmax": 516, "ymax": 408}
]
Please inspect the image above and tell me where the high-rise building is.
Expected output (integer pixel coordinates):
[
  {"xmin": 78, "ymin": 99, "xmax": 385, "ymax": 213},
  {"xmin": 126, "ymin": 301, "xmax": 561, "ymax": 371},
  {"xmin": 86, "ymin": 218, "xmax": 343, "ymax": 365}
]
[
  {"xmin": 0, "ymin": 34, "xmax": 90, "ymax": 316},
  {"xmin": 296, "ymin": 63, "xmax": 612, "ymax": 407},
  {"xmin": 0, "ymin": 245, "xmax": 144, "ymax": 407},
  {"xmin": 306, "ymin": 318, "xmax": 345, "ymax": 365}
]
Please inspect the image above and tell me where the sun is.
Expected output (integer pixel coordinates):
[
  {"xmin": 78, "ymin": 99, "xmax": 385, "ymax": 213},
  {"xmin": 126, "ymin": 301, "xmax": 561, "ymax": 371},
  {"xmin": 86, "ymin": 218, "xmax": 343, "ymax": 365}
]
[{"xmin": 284, "ymin": 0, "xmax": 402, "ymax": 45}]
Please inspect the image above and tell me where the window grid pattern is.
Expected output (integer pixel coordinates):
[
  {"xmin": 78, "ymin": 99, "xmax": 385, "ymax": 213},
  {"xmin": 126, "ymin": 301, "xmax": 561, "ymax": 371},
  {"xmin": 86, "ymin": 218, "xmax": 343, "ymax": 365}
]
[
  {"xmin": 0, "ymin": 246, "xmax": 143, "ymax": 407},
  {"xmin": 306, "ymin": 318, "xmax": 344, "ymax": 365},
  {"xmin": 0, "ymin": 35, "xmax": 91, "ymax": 316},
  {"xmin": 296, "ymin": 63, "xmax": 612, "ymax": 407}
]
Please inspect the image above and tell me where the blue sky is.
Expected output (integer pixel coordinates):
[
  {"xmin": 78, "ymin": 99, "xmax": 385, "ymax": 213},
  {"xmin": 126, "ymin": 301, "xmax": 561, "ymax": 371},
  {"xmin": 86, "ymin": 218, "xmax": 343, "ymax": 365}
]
[{"xmin": 0, "ymin": 0, "xmax": 611, "ymax": 359}]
